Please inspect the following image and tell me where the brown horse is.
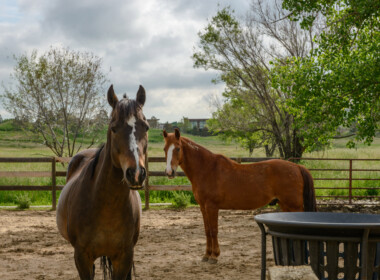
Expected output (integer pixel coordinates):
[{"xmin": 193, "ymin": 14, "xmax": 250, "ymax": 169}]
[
  {"xmin": 56, "ymin": 85, "xmax": 149, "ymax": 280},
  {"xmin": 163, "ymin": 128, "xmax": 316, "ymax": 264}
]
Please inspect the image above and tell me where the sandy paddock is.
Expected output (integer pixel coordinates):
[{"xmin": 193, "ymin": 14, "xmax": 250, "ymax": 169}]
[{"xmin": 0, "ymin": 207, "xmax": 275, "ymax": 280}]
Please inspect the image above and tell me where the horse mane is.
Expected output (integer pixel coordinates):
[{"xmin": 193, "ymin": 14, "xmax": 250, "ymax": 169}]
[
  {"xmin": 180, "ymin": 136, "xmax": 237, "ymax": 165},
  {"xmin": 180, "ymin": 137, "xmax": 204, "ymax": 151},
  {"xmin": 90, "ymin": 144, "xmax": 105, "ymax": 179}
]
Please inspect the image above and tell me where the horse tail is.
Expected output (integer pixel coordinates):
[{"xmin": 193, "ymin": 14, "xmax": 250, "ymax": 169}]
[
  {"xmin": 101, "ymin": 256, "xmax": 113, "ymax": 280},
  {"xmin": 299, "ymin": 165, "xmax": 317, "ymax": 212},
  {"xmin": 100, "ymin": 257, "xmax": 135, "ymax": 280}
]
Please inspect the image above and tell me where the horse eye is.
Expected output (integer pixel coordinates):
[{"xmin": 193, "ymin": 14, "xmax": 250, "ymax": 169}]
[{"xmin": 176, "ymin": 148, "xmax": 180, "ymax": 152}]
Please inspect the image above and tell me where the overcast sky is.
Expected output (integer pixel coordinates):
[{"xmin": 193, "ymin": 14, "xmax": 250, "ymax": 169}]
[{"xmin": 0, "ymin": 0, "xmax": 250, "ymax": 123}]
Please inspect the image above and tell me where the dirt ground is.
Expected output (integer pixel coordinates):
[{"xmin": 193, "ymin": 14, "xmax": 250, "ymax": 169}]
[{"xmin": 0, "ymin": 207, "xmax": 274, "ymax": 280}]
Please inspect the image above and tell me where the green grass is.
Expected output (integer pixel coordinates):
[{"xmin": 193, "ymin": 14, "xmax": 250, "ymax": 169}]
[
  {"xmin": 295, "ymin": 158, "xmax": 380, "ymax": 199},
  {"xmin": 0, "ymin": 126, "xmax": 379, "ymax": 206}
]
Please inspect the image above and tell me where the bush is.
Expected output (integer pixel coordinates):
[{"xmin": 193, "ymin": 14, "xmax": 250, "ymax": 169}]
[
  {"xmin": 365, "ymin": 187, "xmax": 379, "ymax": 197},
  {"xmin": 172, "ymin": 192, "xmax": 191, "ymax": 210},
  {"xmin": 15, "ymin": 193, "xmax": 31, "ymax": 209}
]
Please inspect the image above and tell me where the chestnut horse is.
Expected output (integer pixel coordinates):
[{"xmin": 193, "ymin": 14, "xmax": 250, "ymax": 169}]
[
  {"xmin": 56, "ymin": 85, "xmax": 149, "ymax": 279},
  {"xmin": 163, "ymin": 128, "xmax": 316, "ymax": 264}
]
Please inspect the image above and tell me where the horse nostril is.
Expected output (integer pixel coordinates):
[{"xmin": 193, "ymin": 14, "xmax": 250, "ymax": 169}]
[
  {"xmin": 138, "ymin": 167, "xmax": 146, "ymax": 185},
  {"xmin": 126, "ymin": 168, "xmax": 135, "ymax": 182},
  {"xmin": 140, "ymin": 167, "xmax": 146, "ymax": 179}
]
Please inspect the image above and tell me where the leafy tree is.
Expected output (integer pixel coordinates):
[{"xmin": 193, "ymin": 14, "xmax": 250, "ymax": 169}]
[
  {"xmin": 179, "ymin": 117, "xmax": 192, "ymax": 133},
  {"xmin": 1, "ymin": 46, "xmax": 109, "ymax": 157},
  {"xmin": 273, "ymin": 0, "xmax": 380, "ymax": 149},
  {"xmin": 193, "ymin": 2, "xmax": 319, "ymax": 158}
]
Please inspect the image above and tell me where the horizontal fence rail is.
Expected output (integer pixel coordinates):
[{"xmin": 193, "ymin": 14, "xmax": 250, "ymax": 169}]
[
  {"xmin": 0, "ymin": 157, "xmax": 379, "ymax": 209},
  {"xmin": 289, "ymin": 158, "xmax": 380, "ymax": 205}
]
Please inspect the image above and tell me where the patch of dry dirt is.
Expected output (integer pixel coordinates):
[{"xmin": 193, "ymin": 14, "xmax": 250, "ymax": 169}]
[{"xmin": 0, "ymin": 207, "xmax": 274, "ymax": 280}]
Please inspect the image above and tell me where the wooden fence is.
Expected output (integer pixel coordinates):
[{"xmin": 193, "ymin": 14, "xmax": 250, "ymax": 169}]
[{"xmin": 0, "ymin": 157, "xmax": 379, "ymax": 210}]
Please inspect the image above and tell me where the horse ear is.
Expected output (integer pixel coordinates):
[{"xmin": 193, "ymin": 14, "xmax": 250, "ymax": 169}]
[
  {"xmin": 107, "ymin": 85, "xmax": 118, "ymax": 109},
  {"xmin": 174, "ymin": 128, "xmax": 180, "ymax": 140},
  {"xmin": 163, "ymin": 130, "xmax": 168, "ymax": 138},
  {"xmin": 136, "ymin": 85, "xmax": 146, "ymax": 106}
]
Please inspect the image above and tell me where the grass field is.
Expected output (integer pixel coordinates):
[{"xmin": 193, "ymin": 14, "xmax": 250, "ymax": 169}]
[{"xmin": 0, "ymin": 120, "xmax": 379, "ymax": 206}]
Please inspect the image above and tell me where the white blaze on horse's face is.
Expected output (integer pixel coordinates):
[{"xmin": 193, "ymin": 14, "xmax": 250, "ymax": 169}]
[
  {"xmin": 165, "ymin": 144, "xmax": 176, "ymax": 177},
  {"xmin": 127, "ymin": 116, "xmax": 139, "ymax": 170},
  {"xmin": 127, "ymin": 115, "xmax": 141, "ymax": 183}
]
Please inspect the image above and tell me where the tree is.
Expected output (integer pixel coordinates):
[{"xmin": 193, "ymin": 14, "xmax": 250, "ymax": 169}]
[
  {"xmin": 179, "ymin": 117, "xmax": 192, "ymax": 133},
  {"xmin": 272, "ymin": 0, "xmax": 380, "ymax": 149},
  {"xmin": 163, "ymin": 122, "xmax": 173, "ymax": 132},
  {"xmin": 193, "ymin": 2, "xmax": 319, "ymax": 158},
  {"xmin": 1, "ymin": 46, "xmax": 109, "ymax": 157}
]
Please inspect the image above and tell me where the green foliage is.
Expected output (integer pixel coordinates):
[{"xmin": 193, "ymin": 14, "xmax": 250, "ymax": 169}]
[
  {"xmin": 274, "ymin": 0, "xmax": 380, "ymax": 150},
  {"xmin": 0, "ymin": 119, "xmax": 21, "ymax": 132},
  {"xmin": 171, "ymin": 191, "xmax": 191, "ymax": 209},
  {"xmin": 15, "ymin": 193, "xmax": 31, "ymax": 209}
]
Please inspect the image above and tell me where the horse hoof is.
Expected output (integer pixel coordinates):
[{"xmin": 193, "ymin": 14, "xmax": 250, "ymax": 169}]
[
  {"xmin": 208, "ymin": 258, "xmax": 218, "ymax": 264},
  {"xmin": 201, "ymin": 256, "xmax": 209, "ymax": 262}
]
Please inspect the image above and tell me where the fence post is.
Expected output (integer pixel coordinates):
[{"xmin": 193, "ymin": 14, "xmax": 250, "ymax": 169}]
[
  {"xmin": 144, "ymin": 152, "xmax": 150, "ymax": 210},
  {"xmin": 237, "ymin": 158, "xmax": 242, "ymax": 164},
  {"xmin": 349, "ymin": 159, "xmax": 352, "ymax": 205},
  {"xmin": 52, "ymin": 157, "xmax": 57, "ymax": 210}
]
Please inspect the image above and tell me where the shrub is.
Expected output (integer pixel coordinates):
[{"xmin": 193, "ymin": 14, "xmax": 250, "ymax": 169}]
[
  {"xmin": 15, "ymin": 193, "xmax": 31, "ymax": 209},
  {"xmin": 365, "ymin": 187, "xmax": 379, "ymax": 197},
  {"xmin": 172, "ymin": 192, "xmax": 191, "ymax": 210}
]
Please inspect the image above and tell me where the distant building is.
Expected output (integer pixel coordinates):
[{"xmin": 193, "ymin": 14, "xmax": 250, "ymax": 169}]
[
  {"xmin": 147, "ymin": 116, "xmax": 160, "ymax": 129},
  {"xmin": 189, "ymin": 118, "xmax": 208, "ymax": 130}
]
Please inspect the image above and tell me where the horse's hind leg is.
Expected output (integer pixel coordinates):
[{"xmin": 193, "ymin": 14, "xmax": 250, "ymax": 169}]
[{"xmin": 74, "ymin": 249, "xmax": 95, "ymax": 280}]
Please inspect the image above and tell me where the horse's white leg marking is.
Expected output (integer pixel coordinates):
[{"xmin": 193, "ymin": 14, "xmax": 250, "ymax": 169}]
[{"xmin": 165, "ymin": 144, "xmax": 175, "ymax": 175}]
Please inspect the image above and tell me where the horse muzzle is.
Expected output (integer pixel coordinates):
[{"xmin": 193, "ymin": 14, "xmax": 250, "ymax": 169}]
[
  {"xmin": 126, "ymin": 167, "xmax": 146, "ymax": 189},
  {"xmin": 165, "ymin": 168, "xmax": 176, "ymax": 179}
]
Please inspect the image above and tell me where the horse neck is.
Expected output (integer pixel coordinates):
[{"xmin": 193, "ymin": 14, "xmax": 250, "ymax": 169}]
[
  {"xmin": 180, "ymin": 138, "xmax": 212, "ymax": 181},
  {"xmin": 93, "ymin": 134, "xmax": 131, "ymax": 202}
]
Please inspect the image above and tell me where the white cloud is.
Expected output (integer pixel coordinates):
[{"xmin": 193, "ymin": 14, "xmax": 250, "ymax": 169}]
[{"xmin": 0, "ymin": 0, "xmax": 250, "ymax": 123}]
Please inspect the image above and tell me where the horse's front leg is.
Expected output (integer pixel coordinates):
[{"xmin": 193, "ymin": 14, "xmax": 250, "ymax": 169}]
[
  {"xmin": 111, "ymin": 249, "xmax": 134, "ymax": 280},
  {"xmin": 74, "ymin": 248, "xmax": 95, "ymax": 280},
  {"xmin": 200, "ymin": 205, "xmax": 212, "ymax": 262},
  {"xmin": 205, "ymin": 206, "xmax": 220, "ymax": 264}
]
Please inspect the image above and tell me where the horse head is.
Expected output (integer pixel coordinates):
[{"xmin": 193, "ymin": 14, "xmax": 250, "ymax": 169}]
[
  {"xmin": 163, "ymin": 128, "xmax": 183, "ymax": 179},
  {"xmin": 108, "ymin": 84, "xmax": 149, "ymax": 189}
]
